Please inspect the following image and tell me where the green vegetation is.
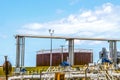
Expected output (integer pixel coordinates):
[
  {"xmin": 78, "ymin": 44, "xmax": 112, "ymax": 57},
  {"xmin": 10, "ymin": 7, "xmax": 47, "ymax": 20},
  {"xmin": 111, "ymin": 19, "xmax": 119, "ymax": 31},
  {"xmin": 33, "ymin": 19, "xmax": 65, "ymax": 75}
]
[
  {"xmin": 0, "ymin": 65, "xmax": 84, "ymax": 76},
  {"xmin": 0, "ymin": 66, "xmax": 49, "ymax": 76},
  {"xmin": 0, "ymin": 67, "xmax": 4, "ymax": 76}
]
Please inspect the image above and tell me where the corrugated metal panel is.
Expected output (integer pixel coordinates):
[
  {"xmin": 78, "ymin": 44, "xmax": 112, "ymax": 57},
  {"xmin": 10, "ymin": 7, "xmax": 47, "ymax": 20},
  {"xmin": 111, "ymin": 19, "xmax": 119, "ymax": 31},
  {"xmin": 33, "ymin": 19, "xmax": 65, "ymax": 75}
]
[
  {"xmin": 37, "ymin": 54, "xmax": 42, "ymax": 66},
  {"xmin": 36, "ymin": 53, "xmax": 50, "ymax": 66},
  {"xmin": 52, "ymin": 53, "xmax": 61, "ymax": 66},
  {"xmin": 44, "ymin": 54, "xmax": 50, "ymax": 66},
  {"xmin": 74, "ymin": 52, "xmax": 93, "ymax": 65},
  {"xmin": 36, "ymin": 54, "xmax": 39, "ymax": 66},
  {"xmin": 36, "ymin": 52, "xmax": 93, "ymax": 66},
  {"xmin": 63, "ymin": 53, "xmax": 69, "ymax": 61},
  {"xmin": 41, "ymin": 54, "xmax": 44, "ymax": 65}
]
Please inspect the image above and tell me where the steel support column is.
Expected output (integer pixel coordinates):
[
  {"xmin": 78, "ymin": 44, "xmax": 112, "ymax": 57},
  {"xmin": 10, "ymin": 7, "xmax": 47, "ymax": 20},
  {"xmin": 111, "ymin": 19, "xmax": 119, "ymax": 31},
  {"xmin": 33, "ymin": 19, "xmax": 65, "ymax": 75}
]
[
  {"xmin": 16, "ymin": 36, "xmax": 20, "ymax": 68},
  {"xmin": 109, "ymin": 41, "xmax": 117, "ymax": 65},
  {"xmin": 109, "ymin": 41, "xmax": 114, "ymax": 61},
  {"xmin": 15, "ymin": 36, "xmax": 25, "ymax": 68},
  {"xmin": 113, "ymin": 41, "xmax": 117, "ymax": 65},
  {"xmin": 68, "ymin": 39, "xmax": 74, "ymax": 65},
  {"xmin": 21, "ymin": 37, "xmax": 25, "ymax": 67}
]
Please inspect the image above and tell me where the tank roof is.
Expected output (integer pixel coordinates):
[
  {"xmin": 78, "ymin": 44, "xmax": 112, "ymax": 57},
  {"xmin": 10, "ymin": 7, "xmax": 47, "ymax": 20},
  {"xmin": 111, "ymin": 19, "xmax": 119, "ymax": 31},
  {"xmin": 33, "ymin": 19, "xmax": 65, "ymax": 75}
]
[{"xmin": 37, "ymin": 48, "xmax": 93, "ymax": 54}]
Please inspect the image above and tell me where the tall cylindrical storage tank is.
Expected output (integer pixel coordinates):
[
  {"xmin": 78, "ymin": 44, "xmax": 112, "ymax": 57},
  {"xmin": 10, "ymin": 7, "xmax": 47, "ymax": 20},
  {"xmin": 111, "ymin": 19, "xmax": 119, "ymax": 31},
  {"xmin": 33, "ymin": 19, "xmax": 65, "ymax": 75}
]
[{"xmin": 36, "ymin": 49, "xmax": 93, "ymax": 66}]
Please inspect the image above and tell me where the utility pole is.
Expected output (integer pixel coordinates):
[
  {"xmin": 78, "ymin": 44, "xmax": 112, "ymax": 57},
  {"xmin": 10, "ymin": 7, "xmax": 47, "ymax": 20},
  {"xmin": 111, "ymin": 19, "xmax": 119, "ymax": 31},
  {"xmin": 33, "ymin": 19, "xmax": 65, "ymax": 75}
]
[{"xmin": 49, "ymin": 29, "xmax": 54, "ymax": 67}]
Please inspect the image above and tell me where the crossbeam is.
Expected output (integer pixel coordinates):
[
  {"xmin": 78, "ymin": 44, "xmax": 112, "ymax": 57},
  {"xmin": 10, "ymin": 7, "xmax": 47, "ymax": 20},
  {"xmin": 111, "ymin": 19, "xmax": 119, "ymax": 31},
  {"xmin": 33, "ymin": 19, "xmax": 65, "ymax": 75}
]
[{"xmin": 15, "ymin": 34, "xmax": 120, "ymax": 41}]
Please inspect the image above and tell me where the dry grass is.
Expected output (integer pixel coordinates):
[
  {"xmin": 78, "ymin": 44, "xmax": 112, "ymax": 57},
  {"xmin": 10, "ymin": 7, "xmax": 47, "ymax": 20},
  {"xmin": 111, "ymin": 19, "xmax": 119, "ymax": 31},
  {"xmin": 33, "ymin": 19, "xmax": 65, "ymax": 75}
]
[{"xmin": 0, "ymin": 77, "xmax": 6, "ymax": 80}]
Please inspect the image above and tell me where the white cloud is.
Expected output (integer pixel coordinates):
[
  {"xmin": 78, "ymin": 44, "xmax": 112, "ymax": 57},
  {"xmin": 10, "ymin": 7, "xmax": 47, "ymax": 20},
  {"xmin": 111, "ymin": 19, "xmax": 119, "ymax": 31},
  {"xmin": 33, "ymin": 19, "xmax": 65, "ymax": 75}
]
[
  {"xmin": 78, "ymin": 31, "xmax": 94, "ymax": 37},
  {"xmin": 74, "ymin": 40, "xmax": 85, "ymax": 45},
  {"xmin": 18, "ymin": 3, "xmax": 120, "ymax": 45},
  {"xmin": 89, "ymin": 41, "xmax": 103, "ymax": 45},
  {"xmin": 95, "ymin": 3, "xmax": 113, "ymax": 14},
  {"xmin": 80, "ymin": 11, "xmax": 92, "ymax": 17}
]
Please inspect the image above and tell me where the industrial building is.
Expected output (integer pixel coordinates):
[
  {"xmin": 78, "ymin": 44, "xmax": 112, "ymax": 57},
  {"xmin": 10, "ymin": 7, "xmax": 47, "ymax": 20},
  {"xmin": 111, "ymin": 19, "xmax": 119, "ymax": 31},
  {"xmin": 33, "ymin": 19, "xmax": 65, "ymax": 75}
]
[{"xmin": 36, "ymin": 48, "xmax": 93, "ymax": 66}]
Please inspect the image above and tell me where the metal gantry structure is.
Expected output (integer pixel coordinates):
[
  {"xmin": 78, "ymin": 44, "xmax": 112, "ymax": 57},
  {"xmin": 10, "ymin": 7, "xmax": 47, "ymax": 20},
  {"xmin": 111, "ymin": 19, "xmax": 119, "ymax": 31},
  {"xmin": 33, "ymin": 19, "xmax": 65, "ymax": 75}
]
[{"xmin": 15, "ymin": 34, "xmax": 120, "ymax": 70}]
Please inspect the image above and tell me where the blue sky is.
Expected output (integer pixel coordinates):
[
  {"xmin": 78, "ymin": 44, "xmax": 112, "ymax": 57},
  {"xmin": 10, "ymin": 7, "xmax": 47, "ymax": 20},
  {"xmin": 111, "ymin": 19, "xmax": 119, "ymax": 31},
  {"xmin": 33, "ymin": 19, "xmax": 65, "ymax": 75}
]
[{"xmin": 0, "ymin": 0, "xmax": 120, "ymax": 66}]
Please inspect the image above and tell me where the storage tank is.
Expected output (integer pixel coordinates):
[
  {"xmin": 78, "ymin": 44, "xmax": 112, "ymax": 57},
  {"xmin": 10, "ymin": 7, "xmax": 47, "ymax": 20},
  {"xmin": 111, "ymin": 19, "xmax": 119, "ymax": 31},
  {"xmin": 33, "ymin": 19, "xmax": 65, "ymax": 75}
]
[{"xmin": 36, "ymin": 48, "xmax": 93, "ymax": 66}]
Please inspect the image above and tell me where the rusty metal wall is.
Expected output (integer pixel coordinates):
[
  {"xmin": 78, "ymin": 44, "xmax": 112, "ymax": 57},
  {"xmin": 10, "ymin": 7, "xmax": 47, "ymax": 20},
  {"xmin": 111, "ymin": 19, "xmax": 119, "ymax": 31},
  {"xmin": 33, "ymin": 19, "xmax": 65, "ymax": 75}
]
[
  {"xmin": 36, "ymin": 52, "xmax": 93, "ymax": 66},
  {"xmin": 63, "ymin": 53, "xmax": 69, "ymax": 61},
  {"xmin": 74, "ymin": 52, "xmax": 93, "ymax": 65},
  {"xmin": 36, "ymin": 53, "xmax": 50, "ymax": 66},
  {"xmin": 52, "ymin": 53, "xmax": 61, "ymax": 66}
]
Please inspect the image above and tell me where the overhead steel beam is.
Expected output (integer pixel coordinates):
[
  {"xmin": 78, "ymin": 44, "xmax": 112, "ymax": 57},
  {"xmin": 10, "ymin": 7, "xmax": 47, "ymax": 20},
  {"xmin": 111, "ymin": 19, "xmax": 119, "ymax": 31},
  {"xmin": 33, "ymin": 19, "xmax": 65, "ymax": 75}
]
[{"xmin": 15, "ymin": 34, "xmax": 120, "ymax": 41}]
